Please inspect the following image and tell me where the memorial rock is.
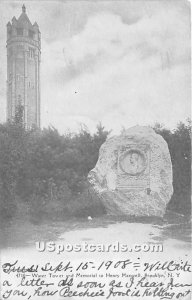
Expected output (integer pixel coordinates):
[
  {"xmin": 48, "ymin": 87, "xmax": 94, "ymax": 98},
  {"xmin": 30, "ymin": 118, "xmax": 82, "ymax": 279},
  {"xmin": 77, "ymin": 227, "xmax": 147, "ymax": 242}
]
[{"xmin": 88, "ymin": 126, "xmax": 173, "ymax": 217}]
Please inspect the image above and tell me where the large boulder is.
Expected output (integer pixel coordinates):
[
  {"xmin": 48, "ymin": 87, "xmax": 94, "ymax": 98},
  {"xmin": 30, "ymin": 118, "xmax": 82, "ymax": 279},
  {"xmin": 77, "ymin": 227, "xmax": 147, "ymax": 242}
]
[{"xmin": 88, "ymin": 126, "xmax": 173, "ymax": 217}]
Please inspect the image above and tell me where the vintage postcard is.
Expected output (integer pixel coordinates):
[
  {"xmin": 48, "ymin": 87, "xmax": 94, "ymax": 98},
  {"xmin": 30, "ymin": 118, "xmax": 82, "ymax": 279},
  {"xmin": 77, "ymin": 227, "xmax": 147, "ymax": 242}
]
[{"xmin": 0, "ymin": 0, "xmax": 191, "ymax": 299}]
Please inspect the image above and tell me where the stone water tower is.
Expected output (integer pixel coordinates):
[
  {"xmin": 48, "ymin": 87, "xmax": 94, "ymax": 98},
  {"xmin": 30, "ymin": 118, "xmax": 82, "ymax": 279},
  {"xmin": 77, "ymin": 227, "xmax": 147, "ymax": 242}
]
[{"xmin": 6, "ymin": 5, "xmax": 41, "ymax": 128}]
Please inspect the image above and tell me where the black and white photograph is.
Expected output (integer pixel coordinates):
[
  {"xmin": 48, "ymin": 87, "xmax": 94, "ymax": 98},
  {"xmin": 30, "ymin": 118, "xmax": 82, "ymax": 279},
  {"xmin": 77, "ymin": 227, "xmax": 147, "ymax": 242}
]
[{"xmin": 0, "ymin": 1, "xmax": 191, "ymax": 299}]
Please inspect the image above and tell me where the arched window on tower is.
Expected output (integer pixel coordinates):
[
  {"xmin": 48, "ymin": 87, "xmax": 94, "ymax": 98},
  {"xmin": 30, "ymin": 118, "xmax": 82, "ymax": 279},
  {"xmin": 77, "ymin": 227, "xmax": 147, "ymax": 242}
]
[{"xmin": 16, "ymin": 28, "xmax": 23, "ymax": 36}]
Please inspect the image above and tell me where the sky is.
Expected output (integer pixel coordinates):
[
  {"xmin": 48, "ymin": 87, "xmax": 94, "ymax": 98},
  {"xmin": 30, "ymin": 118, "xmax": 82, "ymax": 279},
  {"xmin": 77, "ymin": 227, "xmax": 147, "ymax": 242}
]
[{"xmin": 0, "ymin": 0, "xmax": 191, "ymax": 134}]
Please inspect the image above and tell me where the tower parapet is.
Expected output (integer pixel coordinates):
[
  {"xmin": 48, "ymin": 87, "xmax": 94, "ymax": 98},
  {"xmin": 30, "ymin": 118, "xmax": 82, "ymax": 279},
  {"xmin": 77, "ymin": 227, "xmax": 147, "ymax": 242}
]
[{"xmin": 6, "ymin": 5, "xmax": 41, "ymax": 128}]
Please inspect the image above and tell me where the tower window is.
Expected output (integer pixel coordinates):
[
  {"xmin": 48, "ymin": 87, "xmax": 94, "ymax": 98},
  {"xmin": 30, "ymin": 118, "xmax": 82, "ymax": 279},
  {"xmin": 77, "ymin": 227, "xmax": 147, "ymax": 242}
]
[
  {"xmin": 28, "ymin": 47, "xmax": 35, "ymax": 58},
  {"xmin": 8, "ymin": 29, "xmax": 12, "ymax": 37},
  {"xmin": 9, "ymin": 48, "xmax": 13, "ymax": 56},
  {"xmin": 16, "ymin": 45, "xmax": 24, "ymax": 50},
  {"xmin": 18, "ymin": 95, "xmax": 22, "ymax": 102},
  {"xmin": 28, "ymin": 30, "xmax": 34, "ymax": 39},
  {"xmin": 9, "ymin": 73, "xmax": 12, "ymax": 82},
  {"xmin": 16, "ymin": 28, "xmax": 23, "ymax": 36},
  {"xmin": 28, "ymin": 81, "xmax": 34, "ymax": 88}
]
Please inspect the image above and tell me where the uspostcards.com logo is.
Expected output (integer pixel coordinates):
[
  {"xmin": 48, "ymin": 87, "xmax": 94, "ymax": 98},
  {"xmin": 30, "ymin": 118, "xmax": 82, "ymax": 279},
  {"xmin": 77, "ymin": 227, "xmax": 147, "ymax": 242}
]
[{"xmin": 35, "ymin": 241, "xmax": 163, "ymax": 254}]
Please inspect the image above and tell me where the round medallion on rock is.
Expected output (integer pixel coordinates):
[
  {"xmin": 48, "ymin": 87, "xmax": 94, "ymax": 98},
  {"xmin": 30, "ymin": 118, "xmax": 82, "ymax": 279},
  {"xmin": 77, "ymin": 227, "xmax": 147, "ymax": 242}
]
[{"xmin": 119, "ymin": 149, "xmax": 147, "ymax": 176}]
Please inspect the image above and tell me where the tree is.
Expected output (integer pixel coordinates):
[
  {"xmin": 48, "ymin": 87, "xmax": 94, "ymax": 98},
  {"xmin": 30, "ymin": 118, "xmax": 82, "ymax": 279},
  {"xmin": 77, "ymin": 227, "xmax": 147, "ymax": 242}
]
[{"xmin": 153, "ymin": 120, "xmax": 191, "ymax": 215}]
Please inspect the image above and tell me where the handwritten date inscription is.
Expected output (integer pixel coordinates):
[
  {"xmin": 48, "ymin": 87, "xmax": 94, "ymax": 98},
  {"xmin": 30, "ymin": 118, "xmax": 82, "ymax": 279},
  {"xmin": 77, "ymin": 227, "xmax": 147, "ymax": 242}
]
[{"xmin": 1, "ymin": 259, "xmax": 191, "ymax": 299}]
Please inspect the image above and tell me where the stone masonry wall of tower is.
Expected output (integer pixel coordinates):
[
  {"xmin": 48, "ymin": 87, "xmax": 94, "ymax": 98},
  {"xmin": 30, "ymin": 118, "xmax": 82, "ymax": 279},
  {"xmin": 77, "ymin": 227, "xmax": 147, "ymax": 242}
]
[{"xmin": 6, "ymin": 5, "xmax": 41, "ymax": 128}]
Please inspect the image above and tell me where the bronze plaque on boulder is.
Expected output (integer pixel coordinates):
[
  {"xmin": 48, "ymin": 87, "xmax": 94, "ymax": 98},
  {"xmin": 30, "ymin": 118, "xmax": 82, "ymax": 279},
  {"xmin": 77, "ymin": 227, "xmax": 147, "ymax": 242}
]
[{"xmin": 117, "ymin": 144, "xmax": 150, "ymax": 191}]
